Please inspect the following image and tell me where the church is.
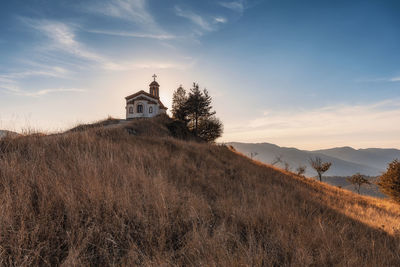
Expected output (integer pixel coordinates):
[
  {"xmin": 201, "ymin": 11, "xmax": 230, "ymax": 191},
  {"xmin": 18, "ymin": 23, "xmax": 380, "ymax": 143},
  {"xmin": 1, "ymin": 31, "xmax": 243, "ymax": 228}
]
[{"xmin": 125, "ymin": 75, "xmax": 168, "ymax": 119}]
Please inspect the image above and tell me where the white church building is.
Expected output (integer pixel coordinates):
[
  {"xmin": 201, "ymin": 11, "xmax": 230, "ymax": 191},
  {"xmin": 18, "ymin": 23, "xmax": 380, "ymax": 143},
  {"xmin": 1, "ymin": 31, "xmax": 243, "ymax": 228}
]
[{"xmin": 125, "ymin": 75, "xmax": 168, "ymax": 119}]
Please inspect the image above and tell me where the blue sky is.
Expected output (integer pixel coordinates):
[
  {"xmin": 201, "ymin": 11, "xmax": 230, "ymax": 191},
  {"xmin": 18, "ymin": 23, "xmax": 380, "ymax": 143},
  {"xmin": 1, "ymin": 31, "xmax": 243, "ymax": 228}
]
[{"xmin": 0, "ymin": 0, "xmax": 399, "ymax": 149}]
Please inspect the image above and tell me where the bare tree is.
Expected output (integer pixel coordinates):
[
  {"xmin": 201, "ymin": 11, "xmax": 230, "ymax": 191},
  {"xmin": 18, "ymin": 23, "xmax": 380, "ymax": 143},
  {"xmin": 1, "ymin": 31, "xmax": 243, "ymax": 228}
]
[
  {"xmin": 296, "ymin": 165, "xmax": 306, "ymax": 176},
  {"xmin": 271, "ymin": 155, "xmax": 283, "ymax": 166},
  {"xmin": 284, "ymin": 162, "xmax": 291, "ymax": 172},
  {"xmin": 309, "ymin": 157, "xmax": 332, "ymax": 182},
  {"xmin": 250, "ymin": 152, "xmax": 258, "ymax": 160},
  {"xmin": 346, "ymin": 173, "xmax": 371, "ymax": 194}
]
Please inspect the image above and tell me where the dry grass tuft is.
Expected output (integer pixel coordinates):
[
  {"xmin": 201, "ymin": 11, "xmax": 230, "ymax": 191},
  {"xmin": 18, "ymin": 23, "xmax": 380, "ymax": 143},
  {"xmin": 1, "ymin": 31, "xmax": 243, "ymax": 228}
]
[{"xmin": 0, "ymin": 116, "xmax": 399, "ymax": 266}]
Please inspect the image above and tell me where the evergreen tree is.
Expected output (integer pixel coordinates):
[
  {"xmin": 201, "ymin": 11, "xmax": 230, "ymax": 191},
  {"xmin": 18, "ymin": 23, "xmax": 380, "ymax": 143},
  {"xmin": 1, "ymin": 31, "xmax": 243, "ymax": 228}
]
[
  {"xmin": 171, "ymin": 82, "xmax": 223, "ymax": 142},
  {"xmin": 185, "ymin": 83, "xmax": 215, "ymax": 135},
  {"xmin": 171, "ymin": 86, "xmax": 188, "ymax": 121}
]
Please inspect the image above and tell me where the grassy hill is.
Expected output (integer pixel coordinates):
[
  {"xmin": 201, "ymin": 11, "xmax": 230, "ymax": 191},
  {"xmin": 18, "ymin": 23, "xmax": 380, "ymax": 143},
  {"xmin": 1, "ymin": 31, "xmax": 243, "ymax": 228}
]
[{"xmin": 0, "ymin": 116, "xmax": 399, "ymax": 266}]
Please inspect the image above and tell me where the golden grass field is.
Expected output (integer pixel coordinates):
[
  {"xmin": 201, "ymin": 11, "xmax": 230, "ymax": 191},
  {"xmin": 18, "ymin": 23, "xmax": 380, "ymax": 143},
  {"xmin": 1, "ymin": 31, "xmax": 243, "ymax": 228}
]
[{"xmin": 0, "ymin": 116, "xmax": 399, "ymax": 266}]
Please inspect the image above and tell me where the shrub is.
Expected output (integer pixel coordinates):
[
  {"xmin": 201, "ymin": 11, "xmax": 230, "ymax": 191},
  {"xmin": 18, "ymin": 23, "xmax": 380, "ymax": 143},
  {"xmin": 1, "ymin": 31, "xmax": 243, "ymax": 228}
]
[{"xmin": 378, "ymin": 160, "xmax": 400, "ymax": 202}]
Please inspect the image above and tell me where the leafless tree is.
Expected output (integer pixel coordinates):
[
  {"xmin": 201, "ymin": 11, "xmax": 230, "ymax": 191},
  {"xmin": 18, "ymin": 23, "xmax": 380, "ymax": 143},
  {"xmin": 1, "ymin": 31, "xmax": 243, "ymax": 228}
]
[
  {"xmin": 346, "ymin": 173, "xmax": 371, "ymax": 194},
  {"xmin": 250, "ymin": 152, "xmax": 258, "ymax": 160},
  {"xmin": 271, "ymin": 155, "xmax": 283, "ymax": 166},
  {"xmin": 284, "ymin": 162, "xmax": 291, "ymax": 172},
  {"xmin": 309, "ymin": 157, "xmax": 332, "ymax": 182},
  {"xmin": 296, "ymin": 165, "xmax": 306, "ymax": 176}
]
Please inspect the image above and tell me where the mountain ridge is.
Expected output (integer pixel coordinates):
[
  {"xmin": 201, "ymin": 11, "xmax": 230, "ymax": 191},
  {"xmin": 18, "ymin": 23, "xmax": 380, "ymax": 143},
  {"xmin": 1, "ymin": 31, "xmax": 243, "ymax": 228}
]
[{"xmin": 227, "ymin": 142, "xmax": 400, "ymax": 177}]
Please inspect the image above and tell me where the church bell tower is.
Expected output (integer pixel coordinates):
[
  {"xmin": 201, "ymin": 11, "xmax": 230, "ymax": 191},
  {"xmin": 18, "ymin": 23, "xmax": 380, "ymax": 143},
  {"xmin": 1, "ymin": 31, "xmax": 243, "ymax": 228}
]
[{"xmin": 149, "ymin": 74, "xmax": 159, "ymax": 98}]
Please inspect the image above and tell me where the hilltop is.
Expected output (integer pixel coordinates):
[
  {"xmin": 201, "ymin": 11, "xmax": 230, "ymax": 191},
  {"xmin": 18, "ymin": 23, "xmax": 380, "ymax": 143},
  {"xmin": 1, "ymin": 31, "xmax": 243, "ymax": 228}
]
[{"xmin": 0, "ymin": 116, "xmax": 399, "ymax": 265}]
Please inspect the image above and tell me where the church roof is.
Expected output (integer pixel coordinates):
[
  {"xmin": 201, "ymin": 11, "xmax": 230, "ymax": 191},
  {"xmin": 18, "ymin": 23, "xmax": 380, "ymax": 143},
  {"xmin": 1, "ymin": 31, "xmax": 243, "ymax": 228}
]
[
  {"xmin": 125, "ymin": 90, "xmax": 167, "ymax": 110},
  {"xmin": 127, "ymin": 96, "xmax": 158, "ymax": 105},
  {"xmin": 149, "ymin": 81, "xmax": 159, "ymax": 86}
]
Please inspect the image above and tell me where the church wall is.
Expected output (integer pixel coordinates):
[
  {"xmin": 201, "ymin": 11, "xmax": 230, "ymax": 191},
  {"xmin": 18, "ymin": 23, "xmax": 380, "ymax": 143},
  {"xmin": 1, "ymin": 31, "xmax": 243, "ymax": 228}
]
[{"xmin": 126, "ymin": 99, "xmax": 161, "ymax": 119}]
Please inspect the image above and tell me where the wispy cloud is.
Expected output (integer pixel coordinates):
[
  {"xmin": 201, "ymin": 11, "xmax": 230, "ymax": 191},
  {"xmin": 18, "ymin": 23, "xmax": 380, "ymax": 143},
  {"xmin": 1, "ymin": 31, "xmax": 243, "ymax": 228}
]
[
  {"xmin": 102, "ymin": 60, "xmax": 195, "ymax": 71},
  {"xmin": 0, "ymin": 67, "xmax": 68, "ymax": 80},
  {"xmin": 26, "ymin": 19, "xmax": 104, "ymax": 62},
  {"xmin": 0, "ymin": 82, "xmax": 85, "ymax": 97},
  {"xmin": 355, "ymin": 75, "xmax": 400, "ymax": 83},
  {"xmin": 219, "ymin": 0, "xmax": 246, "ymax": 13},
  {"xmin": 389, "ymin": 76, "xmax": 400, "ymax": 82},
  {"xmin": 22, "ymin": 18, "xmax": 183, "ymax": 71},
  {"xmin": 22, "ymin": 88, "xmax": 86, "ymax": 97},
  {"xmin": 0, "ymin": 66, "xmax": 84, "ymax": 97},
  {"xmin": 174, "ymin": 6, "xmax": 213, "ymax": 32},
  {"xmin": 86, "ymin": 0, "xmax": 155, "ymax": 25},
  {"xmin": 86, "ymin": 29, "xmax": 176, "ymax": 40},
  {"xmin": 214, "ymin": 17, "xmax": 228, "ymax": 24},
  {"xmin": 223, "ymin": 99, "xmax": 400, "ymax": 149}
]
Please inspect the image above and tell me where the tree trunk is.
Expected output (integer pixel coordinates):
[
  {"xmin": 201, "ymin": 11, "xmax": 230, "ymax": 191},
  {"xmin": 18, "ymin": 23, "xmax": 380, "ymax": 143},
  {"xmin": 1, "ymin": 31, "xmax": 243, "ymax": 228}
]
[{"xmin": 195, "ymin": 113, "xmax": 198, "ymax": 135}]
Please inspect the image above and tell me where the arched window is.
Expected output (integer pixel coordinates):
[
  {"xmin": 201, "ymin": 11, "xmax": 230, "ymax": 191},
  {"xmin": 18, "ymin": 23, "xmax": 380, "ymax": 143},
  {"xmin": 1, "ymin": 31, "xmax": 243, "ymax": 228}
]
[
  {"xmin": 149, "ymin": 106, "xmax": 153, "ymax": 113},
  {"xmin": 129, "ymin": 107, "xmax": 133, "ymax": 114},
  {"xmin": 137, "ymin": 104, "xmax": 143, "ymax": 113}
]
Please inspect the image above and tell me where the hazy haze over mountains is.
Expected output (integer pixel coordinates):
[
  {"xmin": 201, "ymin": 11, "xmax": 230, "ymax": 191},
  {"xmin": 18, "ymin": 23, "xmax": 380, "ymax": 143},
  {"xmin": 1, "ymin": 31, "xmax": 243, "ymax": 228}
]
[{"xmin": 228, "ymin": 142, "xmax": 400, "ymax": 177}]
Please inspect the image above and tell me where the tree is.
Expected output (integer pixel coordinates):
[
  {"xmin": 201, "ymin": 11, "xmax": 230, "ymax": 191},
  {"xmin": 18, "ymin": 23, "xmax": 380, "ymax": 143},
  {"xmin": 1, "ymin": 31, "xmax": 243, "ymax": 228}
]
[
  {"xmin": 185, "ymin": 83, "xmax": 215, "ymax": 135},
  {"xmin": 250, "ymin": 152, "xmax": 258, "ymax": 160},
  {"xmin": 296, "ymin": 165, "xmax": 306, "ymax": 176},
  {"xmin": 377, "ymin": 159, "xmax": 400, "ymax": 202},
  {"xmin": 171, "ymin": 82, "xmax": 223, "ymax": 142},
  {"xmin": 197, "ymin": 117, "xmax": 223, "ymax": 142},
  {"xmin": 346, "ymin": 173, "xmax": 371, "ymax": 194},
  {"xmin": 284, "ymin": 162, "xmax": 291, "ymax": 172},
  {"xmin": 171, "ymin": 86, "xmax": 188, "ymax": 121},
  {"xmin": 309, "ymin": 156, "xmax": 332, "ymax": 182},
  {"xmin": 271, "ymin": 155, "xmax": 283, "ymax": 166}
]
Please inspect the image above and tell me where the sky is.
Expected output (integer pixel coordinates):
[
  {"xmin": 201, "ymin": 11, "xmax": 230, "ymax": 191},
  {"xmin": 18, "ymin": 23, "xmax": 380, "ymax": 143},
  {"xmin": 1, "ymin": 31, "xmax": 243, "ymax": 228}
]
[{"xmin": 0, "ymin": 0, "xmax": 399, "ymax": 149}]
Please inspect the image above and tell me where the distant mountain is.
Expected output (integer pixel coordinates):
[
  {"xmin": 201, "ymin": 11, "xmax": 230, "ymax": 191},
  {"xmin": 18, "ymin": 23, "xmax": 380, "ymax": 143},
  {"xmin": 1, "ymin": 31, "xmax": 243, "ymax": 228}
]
[
  {"xmin": 227, "ymin": 142, "xmax": 400, "ymax": 177},
  {"xmin": 315, "ymin": 147, "xmax": 400, "ymax": 171}
]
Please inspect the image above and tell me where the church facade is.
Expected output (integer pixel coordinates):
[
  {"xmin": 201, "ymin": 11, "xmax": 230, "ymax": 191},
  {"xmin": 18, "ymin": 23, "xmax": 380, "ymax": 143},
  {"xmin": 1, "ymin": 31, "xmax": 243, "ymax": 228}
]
[{"xmin": 125, "ymin": 75, "xmax": 167, "ymax": 119}]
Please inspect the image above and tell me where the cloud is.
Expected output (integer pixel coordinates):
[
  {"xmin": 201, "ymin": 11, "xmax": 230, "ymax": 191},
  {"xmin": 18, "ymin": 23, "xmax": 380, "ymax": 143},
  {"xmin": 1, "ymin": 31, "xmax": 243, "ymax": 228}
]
[
  {"xmin": 28, "ymin": 20, "xmax": 104, "ymax": 62},
  {"xmin": 0, "ymin": 67, "xmax": 68, "ymax": 80},
  {"xmin": 355, "ymin": 75, "xmax": 400, "ymax": 83},
  {"xmin": 0, "ymin": 71, "xmax": 86, "ymax": 97},
  {"xmin": 102, "ymin": 60, "xmax": 194, "ymax": 71},
  {"xmin": 86, "ymin": 0, "xmax": 155, "ymax": 25},
  {"xmin": 214, "ymin": 17, "xmax": 228, "ymax": 24},
  {"xmin": 174, "ymin": 6, "xmax": 213, "ymax": 32},
  {"xmin": 86, "ymin": 29, "xmax": 176, "ymax": 40},
  {"xmin": 223, "ymin": 99, "xmax": 400, "ymax": 149},
  {"xmin": 389, "ymin": 77, "xmax": 400, "ymax": 82},
  {"xmin": 23, "ymin": 88, "xmax": 86, "ymax": 97},
  {"xmin": 219, "ymin": 0, "xmax": 245, "ymax": 13},
  {"xmin": 0, "ymin": 81, "xmax": 85, "ymax": 97}
]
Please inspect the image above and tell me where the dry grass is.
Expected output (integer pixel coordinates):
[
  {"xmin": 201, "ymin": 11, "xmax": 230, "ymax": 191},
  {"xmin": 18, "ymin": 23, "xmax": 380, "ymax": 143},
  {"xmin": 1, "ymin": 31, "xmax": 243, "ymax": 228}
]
[{"xmin": 0, "ymin": 116, "xmax": 399, "ymax": 266}]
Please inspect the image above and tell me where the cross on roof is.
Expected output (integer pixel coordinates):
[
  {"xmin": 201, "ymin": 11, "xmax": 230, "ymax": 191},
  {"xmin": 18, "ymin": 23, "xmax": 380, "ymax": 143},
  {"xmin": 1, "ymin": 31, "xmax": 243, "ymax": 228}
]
[{"xmin": 152, "ymin": 74, "xmax": 157, "ymax": 81}]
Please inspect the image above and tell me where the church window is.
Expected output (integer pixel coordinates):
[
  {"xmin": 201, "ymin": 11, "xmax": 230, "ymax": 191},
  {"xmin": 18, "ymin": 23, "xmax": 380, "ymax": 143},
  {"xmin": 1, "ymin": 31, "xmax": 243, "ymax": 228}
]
[
  {"xmin": 149, "ymin": 106, "xmax": 153, "ymax": 113},
  {"xmin": 137, "ymin": 104, "xmax": 143, "ymax": 113},
  {"xmin": 129, "ymin": 107, "xmax": 133, "ymax": 114}
]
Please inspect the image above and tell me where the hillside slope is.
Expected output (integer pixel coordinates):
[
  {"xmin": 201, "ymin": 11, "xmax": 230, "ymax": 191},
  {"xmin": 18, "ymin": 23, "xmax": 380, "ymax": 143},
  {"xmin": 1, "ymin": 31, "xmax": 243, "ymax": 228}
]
[{"xmin": 0, "ymin": 116, "xmax": 399, "ymax": 266}]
